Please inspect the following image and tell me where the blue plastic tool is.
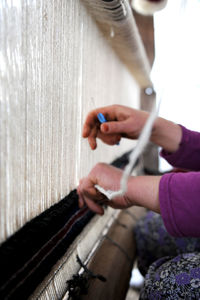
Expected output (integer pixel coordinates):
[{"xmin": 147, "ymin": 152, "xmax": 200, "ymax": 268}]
[{"xmin": 97, "ymin": 113, "xmax": 107, "ymax": 124}]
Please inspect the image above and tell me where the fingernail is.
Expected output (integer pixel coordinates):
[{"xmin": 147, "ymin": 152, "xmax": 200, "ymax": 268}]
[
  {"xmin": 82, "ymin": 130, "xmax": 87, "ymax": 137},
  {"xmin": 102, "ymin": 124, "xmax": 109, "ymax": 132},
  {"xmin": 91, "ymin": 144, "xmax": 96, "ymax": 150}
]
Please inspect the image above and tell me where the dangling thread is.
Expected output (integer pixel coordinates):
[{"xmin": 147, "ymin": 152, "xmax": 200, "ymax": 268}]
[
  {"xmin": 66, "ymin": 255, "xmax": 106, "ymax": 299},
  {"xmin": 104, "ymin": 235, "xmax": 132, "ymax": 262},
  {"xmin": 123, "ymin": 210, "xmax": 138, "ymax": 222},
  {"xmin": 115, "ymin": 219, "xmax": 128, "ymax": 229}
]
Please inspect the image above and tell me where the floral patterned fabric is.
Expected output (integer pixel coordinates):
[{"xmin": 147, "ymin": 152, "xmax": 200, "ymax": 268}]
[{"xmin": 134, "ymin": 211, "xmax": 200, "ymax": 299}]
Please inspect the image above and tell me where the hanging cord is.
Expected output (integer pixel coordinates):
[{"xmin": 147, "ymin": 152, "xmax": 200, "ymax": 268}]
[
  {"xmin": 95, "ymin": 96, "xmax": 161, "ymax": 200},
  {"xmin": 123, "ymin": 210, "xmax": 139, "ymax": 222},
  {"xmin": 104, "ymin": 235, "xmax": 132, "ymax": 263},
  {"xmin": 66, "ymin": 255, "xmax": 106, "ymax": 300},
  {"xmin": 115, "ymin": 219, "xmax": 128, "ymax": 229}
]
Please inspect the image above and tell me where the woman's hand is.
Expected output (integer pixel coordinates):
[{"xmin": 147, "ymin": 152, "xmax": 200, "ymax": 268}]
[
  {"xmin": 77, "ymin": 163, "xmax": 133, "ymax": 215},
  {"xmin": 82, "ymin": 104, "xmax": 182, "ymax": 153},
  {"xmin": 82, "ymin": 105, "xmax": 149, "ymax": 150},
  {"xmin": 78, "ymin": 162, "xmax": 161, "ymax": 215}
]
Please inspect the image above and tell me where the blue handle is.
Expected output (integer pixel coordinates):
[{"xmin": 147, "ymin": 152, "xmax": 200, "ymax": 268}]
[{"xmin": 97, "ymin": 113, "xmax": 107, "ymax": 123}]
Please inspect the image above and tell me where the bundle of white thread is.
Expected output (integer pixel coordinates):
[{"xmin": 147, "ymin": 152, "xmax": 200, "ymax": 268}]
[{"xmin": 131, "ymin": 0, "xmax": 168, "ymax": 15}]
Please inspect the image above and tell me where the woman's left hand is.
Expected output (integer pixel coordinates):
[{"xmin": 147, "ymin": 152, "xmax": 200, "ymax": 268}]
[{"xmin": 77, "ymin": 163, "xmax": 133, "ymax": 215}]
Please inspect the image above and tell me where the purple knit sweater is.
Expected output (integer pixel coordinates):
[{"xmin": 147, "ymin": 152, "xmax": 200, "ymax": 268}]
[{"xmin": 160, "ymin": 125, "xmax": 200, "ymax": 238}]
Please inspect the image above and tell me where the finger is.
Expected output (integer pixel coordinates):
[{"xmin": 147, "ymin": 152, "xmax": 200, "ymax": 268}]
[
  {"xmin": 82, "ymin": 110, "xmax": 99, "ymax": 138},
  {"xmin": 77, "ymin": 185, "xmax": 84, "ymax": 208},
  {"xmin": 84, "ymin": 187, "xmax": 107, "ymax": 203},
  {"xmin": 77, "ymin": 178, "xmax": 84, "ymax": 194},
  {"xmin": 84, "ymin": 197, "xmax": 104, "ymax": 215},
  {"xmin": 78, "ymin": 177, "xmax": 102, "ymax": 202},
  {"xmin": 78, "ymin": 193, "xmax": 85, "ymax": 208},
  {"xmin": 100, "ymin": 120, "xmax": 129, "ymax": 135},
  {"xmin": 77, "ymin": 178, "xmax": 87, "ymax": 207},
  {"xmin": 82, "ymin": 123, "xmax": 92, "ymax": 138},
  {"xmin": 88, "ymin": 126, "xmax": 98, "ymax": 150},
  {"xmin": 78, "ymin": 178, "xmax": 84, "ymax": 187},
  {"xmin": 82, "ymin": 107, "xmax": 116, "ymax": 138},
  {"xmin": 97, "ymin": 132, "xmax": 121, "ymax": 145},
  {"xmin": 79, "ymin": 182, "xmax": 106, "ymax": 213}
]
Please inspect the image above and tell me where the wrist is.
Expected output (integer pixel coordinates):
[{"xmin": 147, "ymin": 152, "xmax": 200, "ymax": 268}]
[
  {"xmin": 151, "ymin": 117, "xmax": 182, "ymax": 153},
  {"xmin": 126, "ymin": 175, "xmax": 161, "ymax": 213}
]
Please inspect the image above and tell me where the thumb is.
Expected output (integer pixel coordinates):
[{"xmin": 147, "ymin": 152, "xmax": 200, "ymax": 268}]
[{"xmin": 101, "ymin": 120, "xmax": 128, "ymax": 134}]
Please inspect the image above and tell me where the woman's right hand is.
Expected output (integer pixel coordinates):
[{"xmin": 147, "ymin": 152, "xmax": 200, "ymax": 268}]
[{"xmin": 82, "ymin": 105, "xmax": 149, "ymax": 150}]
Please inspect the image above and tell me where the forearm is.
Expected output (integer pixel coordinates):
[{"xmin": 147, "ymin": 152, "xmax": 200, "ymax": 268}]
[
  {"xmin": 151, "ymin": 117, "xmax": 182, "ymax": 153},
  {"xmin": 127, "ymin": 175, "xmax": 161, "ymax": 213}
]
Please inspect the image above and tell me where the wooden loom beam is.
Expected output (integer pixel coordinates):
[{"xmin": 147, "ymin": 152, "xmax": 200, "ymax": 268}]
[
  {"xmin": 133, "ymin": 10, "xmax": 159, "ymax": 173},
  {"xmin": 80, "ymin": 207, "xmax": 146, "ymax": 300},
  {"xmin": 133, "ymin": 11, "xmax": 155, "ymax": 67}
]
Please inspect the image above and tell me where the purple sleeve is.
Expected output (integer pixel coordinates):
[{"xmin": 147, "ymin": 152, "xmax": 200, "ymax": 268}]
[
  {"xmin": 160, "ymin": 125, "xmax": 200, "ymax": 170},
  {"xmin": 159, "ymin": 172, "xmax": 200, "ymax": 237}
]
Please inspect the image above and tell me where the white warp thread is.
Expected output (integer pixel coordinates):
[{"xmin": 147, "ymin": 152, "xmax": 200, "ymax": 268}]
[{"xmin": 95, "ymin": 97, "xmax": 160, "ymax": 200}]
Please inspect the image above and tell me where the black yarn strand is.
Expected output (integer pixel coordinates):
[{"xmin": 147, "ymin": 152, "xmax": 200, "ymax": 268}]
[{"xmin": 66, "ymin": 255, "xmax": 106, "ymax": 300}]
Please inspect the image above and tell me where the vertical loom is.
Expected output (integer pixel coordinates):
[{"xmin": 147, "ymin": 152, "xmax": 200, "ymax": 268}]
[{"xmin": 0, "ymin": 0, "xmax": 156, "ymax": 299}]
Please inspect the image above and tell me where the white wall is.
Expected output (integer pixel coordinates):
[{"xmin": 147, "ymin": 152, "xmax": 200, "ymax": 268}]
[{"xmin": 152, "ymin": 0, "xmax": 200, "ymax": 171}]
